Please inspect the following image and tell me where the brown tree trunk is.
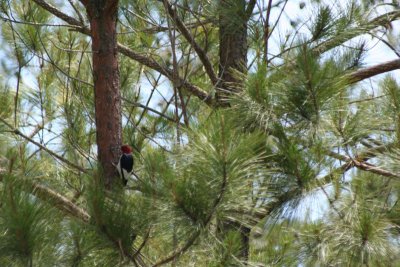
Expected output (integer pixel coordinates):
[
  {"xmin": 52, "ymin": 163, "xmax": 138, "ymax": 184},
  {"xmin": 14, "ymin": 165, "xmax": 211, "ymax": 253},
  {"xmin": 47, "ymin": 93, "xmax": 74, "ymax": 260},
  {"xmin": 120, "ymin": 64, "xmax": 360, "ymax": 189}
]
[
  {"xmin": 217, "ymin": 0, "xmax": 252, "ymax": 264},
  {"xmin": 218, "ymin": 220, "xmax": 251, "ymax": 263},
  {"xmin": 83, "ymin": 0, "xmax": 121, "ymax": 188},
  {"xmin": 218, "ymin": 0, "xmax": 247, "ymax": 100}
]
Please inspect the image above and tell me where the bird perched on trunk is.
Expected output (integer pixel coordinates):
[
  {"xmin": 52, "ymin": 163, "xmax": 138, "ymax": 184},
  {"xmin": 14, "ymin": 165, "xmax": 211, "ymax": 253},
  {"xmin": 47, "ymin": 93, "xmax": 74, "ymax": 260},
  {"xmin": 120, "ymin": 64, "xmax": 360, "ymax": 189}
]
[{"xmin": 117, "ymin": 145, "xmax": 134, "ymax": 186}]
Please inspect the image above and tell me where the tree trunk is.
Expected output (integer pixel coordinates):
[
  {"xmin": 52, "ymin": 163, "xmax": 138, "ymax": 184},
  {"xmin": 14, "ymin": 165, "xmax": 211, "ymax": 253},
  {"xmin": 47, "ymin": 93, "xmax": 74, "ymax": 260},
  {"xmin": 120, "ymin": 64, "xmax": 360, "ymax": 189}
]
[
  {"xmin": 218, "ymin": 0, "xmax": 251, "ymax": 264},
  {"xmin": 218, "ymin": 0, "xmax": 247, "ymax": 100},
  {"xmin": 84, "ymin": 0, "xmax": 121, "ymax": 188},
  {"xmin": 218, "ymin": 220, "xmax": 251, "ymax": 263}
]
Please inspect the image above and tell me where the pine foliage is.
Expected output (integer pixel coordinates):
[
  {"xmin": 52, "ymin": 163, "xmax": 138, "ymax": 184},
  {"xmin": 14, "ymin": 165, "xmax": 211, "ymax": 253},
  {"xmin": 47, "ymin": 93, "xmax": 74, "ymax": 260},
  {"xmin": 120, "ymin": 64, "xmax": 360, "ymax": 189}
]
[{"xmin": 0, "ymin": 0, "xmax": 400, "ymax": 266}]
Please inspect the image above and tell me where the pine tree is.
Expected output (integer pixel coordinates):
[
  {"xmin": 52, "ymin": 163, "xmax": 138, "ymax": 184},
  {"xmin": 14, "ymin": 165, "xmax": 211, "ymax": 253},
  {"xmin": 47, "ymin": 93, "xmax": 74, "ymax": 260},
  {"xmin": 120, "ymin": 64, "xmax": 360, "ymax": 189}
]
[{"xmin": 0, "ymin": 0, "xmax": 400, "ymax": 266}]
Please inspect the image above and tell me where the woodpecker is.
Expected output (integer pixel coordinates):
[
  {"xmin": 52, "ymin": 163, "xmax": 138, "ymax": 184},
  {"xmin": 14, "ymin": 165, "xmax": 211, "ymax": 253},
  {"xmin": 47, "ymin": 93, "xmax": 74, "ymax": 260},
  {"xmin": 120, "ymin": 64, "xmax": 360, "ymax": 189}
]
[{"xmin": 117, "ymin": 145, "xmax": 134, "ymax": 186}]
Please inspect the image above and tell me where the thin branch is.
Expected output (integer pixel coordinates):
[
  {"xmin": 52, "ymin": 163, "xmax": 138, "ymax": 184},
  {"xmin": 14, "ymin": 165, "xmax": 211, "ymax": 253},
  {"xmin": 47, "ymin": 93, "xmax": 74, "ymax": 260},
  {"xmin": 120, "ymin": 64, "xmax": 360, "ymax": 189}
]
[
  {"xmin": 153, "ymin": 141, "xmax": 229, "ymax": 267},
  {"xmin": 126, "ymin": 65, "xmax": 145, "ymax": 127},
  {"xmin": 13, "ymin": 55, "xmax": 22, "ymax": 128},
  {"xmin": 164, "ymin": 0, "xmax": 218, "ymax": 85},
  {"xmin": 135, "ymin": 126, "xmax": 174, "ymax": 153},
  {"xmin": 162, "ymin": 1, "xmax": 204, "ymax": 126},
  {"xmin": 37, "ymin": 34, "xmax": 94, "ymax": 87},
  {"xmin": 4, "ymin": 8, "xmax": 27, "ymax": 129},
  {"xmin": 142, "ymin": 19, "xmax": 214, "ymax": 34},
  {"xmin": 163, "ymin": 0, "xmax": 182, "ymax": 142},
  {"xmin": 122, "ymin": 97, "xmax": 177, "ymax": 123},
  {"xmin": 133, "ymin": 228, "xmax": 151, "ymax": 258},
  {"xmin": 251, "ymin": 142, "xmax": 397, "ymax": 227},
  {"xmin": 325, "ymin": 142, "xmax": 393, "ymax": 163},
  {"xmin": 266, "ymin": 0, "xmax": 288, "ymax": 63},
  {"xmin": 348, "ymin": 94, "xmax": 386, "ymax": 104},
  {"xmin": 10, "ymin": 20, "xmax": 93, "ymax": 89},
  {"xmin": 315, "ymin": 178, "xmax": 344, "ymax": 218},
  {"xmin": 0, "ymin": 117, "xmax": 88, "ymax": 173},
  {"xmin": 67, "ymin": 0, "xmax": 85, "ymax": 25},
  {"xmin": 48, "ymin": 38, "xmax": 93, "ymax": 53},
  {"xmin": 26, "ymin": 120, "xmax": 46, "ymax": 139},
  {"xmin": 0, "ymin": 16, "xmax": 81, "ymax": 29},
  {"xmin": 251, "ymin": 161, "xmax": 351, "ymax": 226},
  {"xmin": 31, "ymin": 0, "xmax": 213, "ymax": 105},
  {"xmin": 135, "ymin": 72, "xmax": 161, "ymax": 126},
  {"xmin": 152, "ymin": 230, "xmax": 201, "ymax": 267},
  {"xmin": 369, "ymin": 32, "xmax": 400, "ymax": 58},
  {"xmin": 117, "ymin": 45, "xmax": 211, "ymax": 103},
  {"xmin": 264, "ymin": 0, "xmax": 273, "ymax": 63},
  {"xmin": 31, "ymin": 0, "xmax": 87, "ymax": 30}
]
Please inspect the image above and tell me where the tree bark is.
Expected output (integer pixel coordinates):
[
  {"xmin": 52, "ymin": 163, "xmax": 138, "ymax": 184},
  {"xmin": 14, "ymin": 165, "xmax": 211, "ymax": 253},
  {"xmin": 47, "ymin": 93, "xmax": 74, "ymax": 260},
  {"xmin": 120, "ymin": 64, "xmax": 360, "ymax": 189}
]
[
  {"xmin": 83, "ymin": 0, "xmax": 121, "ymax": 188},
  {"xmin": 217, "ymin": 0, "xmax": 252, "ymax": 264},
  {"xmin": 218, "ymin": 0, "xmax": 247, "ymax": 100},
  {"xmin": 218, "ymin": 220, "xmax": 251, "ymax": 263}
]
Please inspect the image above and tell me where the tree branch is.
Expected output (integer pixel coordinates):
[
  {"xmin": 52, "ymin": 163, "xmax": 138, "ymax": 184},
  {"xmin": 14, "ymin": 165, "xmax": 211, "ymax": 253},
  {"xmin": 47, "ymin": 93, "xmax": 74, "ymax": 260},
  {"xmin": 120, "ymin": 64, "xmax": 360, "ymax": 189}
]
[
  {"xmin": 117, "ymin": 45, "xmax": 211, "ymax": 104},
  {"xmin": 348, "ymin": 59, "xmax": 400, "ymax": 83},
  {"xmin": 153, "ymin": 151, "xmax": 229, "ymax": 267},
  {"xmin": 122, "ymin": 97, "xmax": 178, "ymax": 123},
  {"xmin": 0, "ymin": 169, "xmax": 90, "ymax": 223},
  {"xmin": 325, "ymin": 146, "xmax": 400, "ymax": 179},
  {"xmin": 32, "ymin": 183, "xmax": 90, "ymax": 222},
  {"xmin": 0, "ymin": 117, "xmax": 88, "ymax": 174},
  {"xmin": 142, "ymin": 19, "xmax": 214, "ymax": 34},
  {"xmin": 152, "ymin": 230, "xmax": 200, "ymax": 267},
  {"xmin": 163, "ymin": 0, "xmax": 218, "ymax": 85},
  {"xmin": 30, "ymin": 0, "xmax": 213, "ymax": 105},
  {"xmin": 353, "ymin": 160, "xmax": 400, "ymax": 178},
  {"xmin": 245, "ymin": 0, "xmax": 257, "ymax": 21},
  {"xmin": 263, "ymin": 0, "xmax": 273, "ymax": 63},
  {"xmin": 31, "ymin": 0, "xmax": 88, "ymax": 31},
  {"xmin": 251, "ymin": 141, "xmax": 398, "ymax": 227}
]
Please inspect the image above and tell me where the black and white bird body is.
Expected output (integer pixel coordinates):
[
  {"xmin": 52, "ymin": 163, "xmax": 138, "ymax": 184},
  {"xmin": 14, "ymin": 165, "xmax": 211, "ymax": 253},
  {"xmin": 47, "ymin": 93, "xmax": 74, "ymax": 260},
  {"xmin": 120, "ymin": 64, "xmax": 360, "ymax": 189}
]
[{"xmin": 117, "ymin": 145, "xmax": 134, "ymax": 186}]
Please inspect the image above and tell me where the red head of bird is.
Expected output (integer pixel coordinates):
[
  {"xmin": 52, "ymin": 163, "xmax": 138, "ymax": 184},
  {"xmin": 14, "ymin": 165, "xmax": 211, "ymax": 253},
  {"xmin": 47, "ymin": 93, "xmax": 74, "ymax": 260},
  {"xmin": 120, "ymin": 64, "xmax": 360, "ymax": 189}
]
[{"xmin": 121, "ymin": 145, "xmax": 133, "ymax": 154}]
